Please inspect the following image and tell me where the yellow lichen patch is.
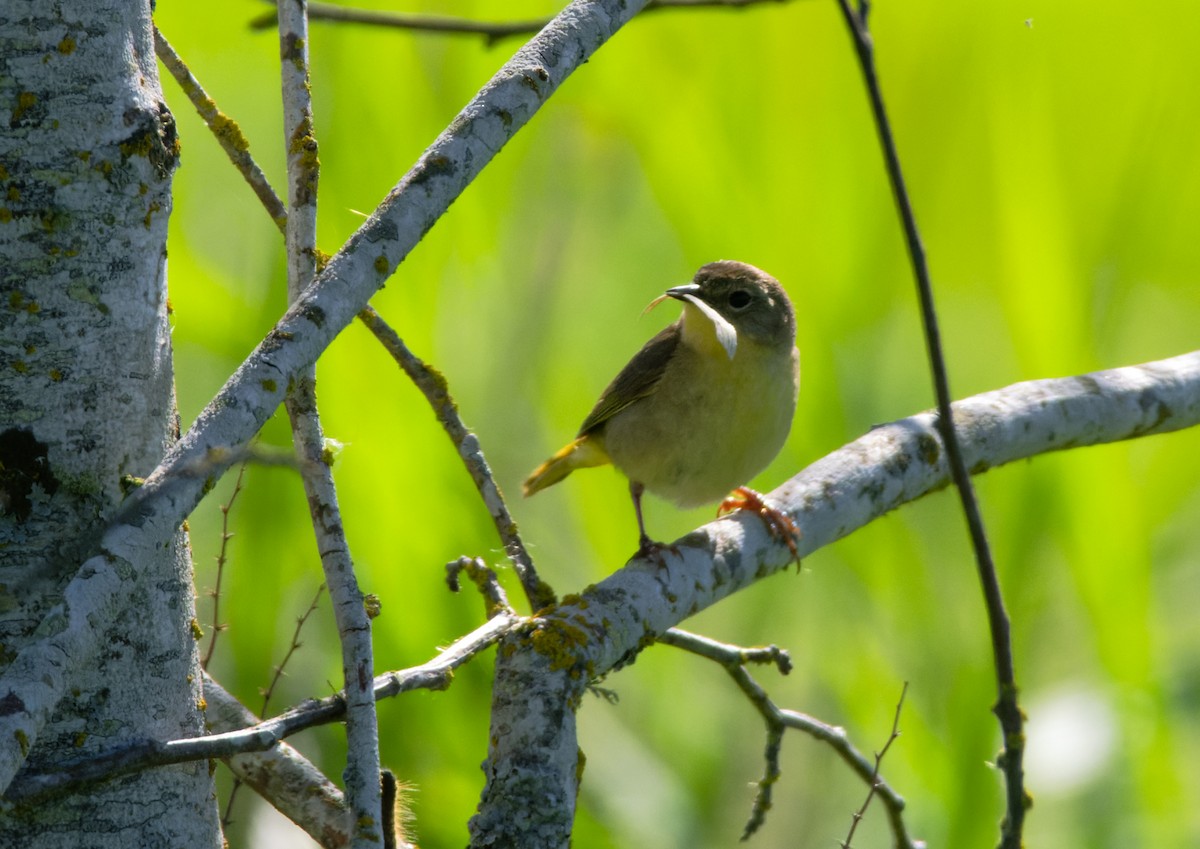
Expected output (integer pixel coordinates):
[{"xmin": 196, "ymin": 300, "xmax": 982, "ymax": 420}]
[
  {"xmin": 58, "ymin": 36, "xmax": 76, "ymax": 54},
  {"xmin": 119, "ymin": 131, "xmax": 155, "ymax": 159},
  {"xmin": 144, "ymin": 200, "xmax": 162, "ymax": 228},
  {"xmin": 528, "ymin": 616, "xmax": 590, "ymax": 672},
  {"xmin": 11, "ymin": 92, "xmax": 36, "ymax": 124},
  {"xmin": 210, "ymin": 112, "xmax": 250, "ymax": 152}
]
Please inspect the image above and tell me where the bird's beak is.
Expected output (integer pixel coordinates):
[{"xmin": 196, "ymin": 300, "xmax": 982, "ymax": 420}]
[
  {"xmin": 665, "ymin": 283, "xmax": 702, "ymax": 301},
  {"xmin": 641, "ymin": 283, "xmax": 700, "ymax": 317},
  {"xmin": 644, "ymin": 283, "xmax": 737, "ymax": 360}
]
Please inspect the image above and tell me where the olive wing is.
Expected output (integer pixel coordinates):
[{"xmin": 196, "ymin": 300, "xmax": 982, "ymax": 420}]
[{"xmin": 577, "ymin": 324, "xmax": 680, "ymax": 437}]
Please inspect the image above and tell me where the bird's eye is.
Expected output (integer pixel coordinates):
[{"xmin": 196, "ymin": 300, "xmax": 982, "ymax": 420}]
[{"xmin": 728, "ymin": 290, "xmax": 752, "ymax": 310}]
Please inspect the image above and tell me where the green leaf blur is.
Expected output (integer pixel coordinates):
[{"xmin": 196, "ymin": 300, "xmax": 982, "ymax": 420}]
[{"xmin": 156, "ymin": 1, "xmax": 1200, "ymax": 847}]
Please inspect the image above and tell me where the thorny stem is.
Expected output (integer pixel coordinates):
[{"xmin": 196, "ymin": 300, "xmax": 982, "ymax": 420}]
[
  {"xmin": 203, "ymin": 461, "xmax": 247, "ymax": 669},
  {"xmin": 222, "ymin": 584, "xmax": 326, "ymax": 828},
  {"xmin": 841, "ymin": 682, "xmax": 908, "ymax": 848}
]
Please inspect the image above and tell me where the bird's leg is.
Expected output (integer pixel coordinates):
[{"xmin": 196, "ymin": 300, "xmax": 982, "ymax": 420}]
[
  {"xmin": 630, "ymin": 481, "xmax": 653, "ymax": 552},
  {"xmin": 718, "ymin": 486, "xmax": 801, "ymax": 564},
  {"xmin": 629, "ymin": 481, "xmax": 676, "ymax": 564}
]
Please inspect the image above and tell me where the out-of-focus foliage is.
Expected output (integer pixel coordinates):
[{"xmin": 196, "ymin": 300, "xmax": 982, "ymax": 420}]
[{"xmin": 153, "ymin": 1, "xmax": 1200, "ymax": 847}]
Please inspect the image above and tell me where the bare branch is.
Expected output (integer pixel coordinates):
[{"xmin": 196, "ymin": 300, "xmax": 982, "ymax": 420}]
[
  {"xmin": 208, "ymin": 677, "xmax": 354, "ymax": 849},
  {"xmin": 359, "ymin": 307, "xmax": 552, "ymax": 610},
  {"xmin": 658, "ymin": 630, "xmax": 917, "ymax": 846},
  {"xmin": 3, "ymin": 612, "xmax": 519, "ymax": 806},
  {"xmin": 778, "ymin": 708, "xmax": 917, "ymax": 849},
  {"xmin": 446, "ymin": 556, "xmax": 513, "ymax": 619},
  {"xmin": 833, "ymin": 4, "xmax": 1025, "ymax": 842},
  {"xmin": 655, "ymin": 630, "xmax": 795, "ymax": 839},
  {"xmin": 155, "ymin": 34, "xmax": 551, "ymax": 614},
  {"xmin": 250, "ymin": 0, "xmax": 797, "ymax": 45}
]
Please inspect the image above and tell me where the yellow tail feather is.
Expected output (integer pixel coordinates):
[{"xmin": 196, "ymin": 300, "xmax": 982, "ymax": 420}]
[{"xmin": 522, "ymin": 435, "xmax": 610, "ymax": 496}]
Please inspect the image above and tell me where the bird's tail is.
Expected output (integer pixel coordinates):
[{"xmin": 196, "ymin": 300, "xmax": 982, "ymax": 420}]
[{"xmin": 522, "ymin": 435, "xmax": 610, "ymax": 497}]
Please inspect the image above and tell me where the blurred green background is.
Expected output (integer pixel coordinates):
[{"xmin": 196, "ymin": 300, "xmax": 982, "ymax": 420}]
[{"xmin": 153, "ymin": 1, "xmax": 1200, "ymax": 847}]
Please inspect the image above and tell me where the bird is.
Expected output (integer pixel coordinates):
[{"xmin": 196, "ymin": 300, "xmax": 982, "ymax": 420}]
[{"xmin": 523, "ymin": 260, "xmax": 800, "ymax": 560}]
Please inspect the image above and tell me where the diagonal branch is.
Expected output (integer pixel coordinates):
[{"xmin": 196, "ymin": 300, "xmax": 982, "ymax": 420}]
[
  {"xmin": 359, "ymin": 308, "xmax": 553, "ymax": 610},
  {"xmin": 208, "ymin": 677, "xmax": 354, "ymax": 849},
  {"xmin": 155, "ymin": 34, "xmax": 550, "ymax": 614},
  {"xmin": 153, "ymin": 27, "xmax": 287, "ymax": 227},
  {"xmin": 471, "ymin": 350, "xmax": 1200, "ymax": 847}
]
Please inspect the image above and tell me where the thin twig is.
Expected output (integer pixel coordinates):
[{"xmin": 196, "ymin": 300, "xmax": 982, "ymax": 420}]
[
  {"xmin": 4, "ymin": 613, "xmax": 519, "ymax": 806},
  {"xmin": 250, "ymin": 0, "xmax": 798, "ymax": 45},
  {"xmin": 174, "ymin": 442, "xmax": 307, "ymax": 477},
  {"xmin": 842, "ymin": 682, "xmax": 908, "ymax": 848},
  {"xmin": 657, "ymin": 629, "xmax": 920, "ymax": 847},
  {"xmin": 358, "ymin": 307, "xmax": 553, "ymax": 611},
  {"xmin": 203, "ymin": 461, "xmax": 248, "ymax": 669},
  {"xmin": 777, "ymin": 707, "xmax": 920, "ymax": 849},
  {"xmin": 832, "ymin": 4, "xmax": 1026, "ymax": 846},
  {"xmin": 262, "ymin": 585, "xmax": 327, "ymax": 717},
  {"xmin": 223, "ymin": 584, "xmax": 327, "ymax": 828}
]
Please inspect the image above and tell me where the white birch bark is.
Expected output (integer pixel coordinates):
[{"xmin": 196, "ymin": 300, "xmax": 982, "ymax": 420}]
[{"xmin": 0, "ymin": 1, "xmax": 219, "ymax": 845}]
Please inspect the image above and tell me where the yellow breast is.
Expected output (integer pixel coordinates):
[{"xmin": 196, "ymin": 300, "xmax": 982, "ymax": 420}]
[{"xmin": 602, "ymin": 304, "xmax": 799, "ymax": 508}]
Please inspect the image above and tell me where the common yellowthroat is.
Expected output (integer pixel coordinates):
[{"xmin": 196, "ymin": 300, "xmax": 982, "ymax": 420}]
[{"xmin": 523, "ymin": 260, "xmax": 800, "ymax": 558}]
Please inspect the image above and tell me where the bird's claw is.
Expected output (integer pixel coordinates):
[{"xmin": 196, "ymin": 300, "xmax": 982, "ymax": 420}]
[
  {"xmin": 718, "ymin": 486, "xmax": 801, "ymax": 564},
  {"xmin": 630, "ymin": 536, "xmax": 681, "ymax": 568}
]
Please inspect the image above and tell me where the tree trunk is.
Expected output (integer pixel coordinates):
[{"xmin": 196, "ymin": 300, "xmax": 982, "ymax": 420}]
[{"xmin": 0, "ymin": 1, "xmax": 219, "ymax": 845}]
